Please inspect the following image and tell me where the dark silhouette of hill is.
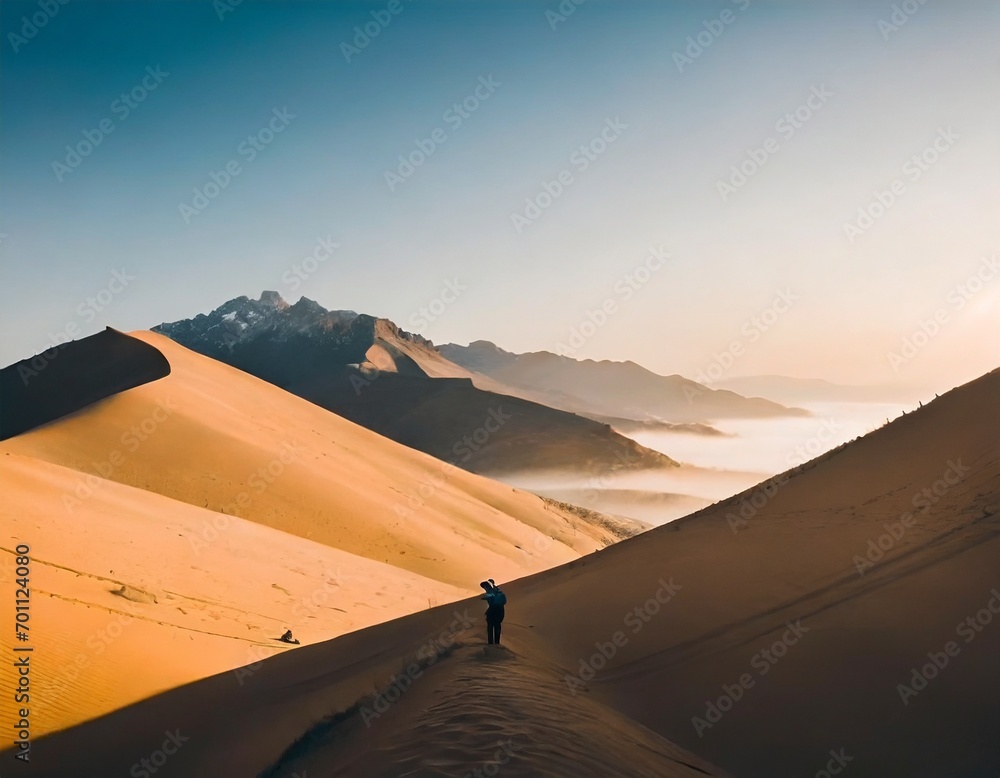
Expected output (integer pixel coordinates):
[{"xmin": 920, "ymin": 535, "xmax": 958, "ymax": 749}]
[
  {"xmin": 0, "ymin": 328, "xmax": 170, "ymax": 441},
  {"xmin": 296, "ymin": 369, "xmax": 675, "ymax": 474}
]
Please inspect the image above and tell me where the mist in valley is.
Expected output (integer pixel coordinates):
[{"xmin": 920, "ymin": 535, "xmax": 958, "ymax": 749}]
[{"xmin": 502, "ymin": 401, "xmax": 917, "ymax": 527}]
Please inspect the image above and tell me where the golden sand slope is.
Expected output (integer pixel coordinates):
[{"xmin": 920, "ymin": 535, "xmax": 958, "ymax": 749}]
[
  {"xmin": 12, "ymin": 368, "xmax": 998, "ymax": 777},
  {"xmin": 1, "ymin": 332, "xmax": 618, "ymax": 588},
  {"xmin": 0, "ymin": 331, "xmax": 621, "ymax": 737},
  {"xmin": 0, "ymin": 453, "xmax": 468, "ymax": 736}
]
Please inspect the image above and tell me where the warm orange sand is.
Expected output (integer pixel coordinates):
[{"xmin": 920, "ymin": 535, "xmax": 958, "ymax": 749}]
[
  {"xmin": 0, "ymin": 332, "xmax": 622, "ymax": 737},
  {"xmin": 4, "ymin": 363, "xmax": 998, "ymax": 776}
]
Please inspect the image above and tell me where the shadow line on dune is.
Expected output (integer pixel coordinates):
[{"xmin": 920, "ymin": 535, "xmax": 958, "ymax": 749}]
[{"xmin": 0, "ymin": 327, "xmax": 171, "ymax": 441}]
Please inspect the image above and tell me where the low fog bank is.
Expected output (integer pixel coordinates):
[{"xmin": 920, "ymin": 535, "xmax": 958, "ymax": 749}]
[
  {"xmin": 633, "ymin": 401, "xmax": 915, "ymax": 474},
  {"xmin": 499, "ymin": 401, "xmax": 916, "ymax": 526},
  {"xmin": 497, "ymin": 466, "xmax": 764, "ymax": 527}
]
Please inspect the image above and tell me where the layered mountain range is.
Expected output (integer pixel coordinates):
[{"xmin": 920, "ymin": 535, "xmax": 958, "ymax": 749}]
[
  {"xmin": 440, "ymin": 339, "xmax": 809, "ymax": 423},
  {"xmin": 153, "ymin": 292, "xmax": 806, "ymax": 477}
]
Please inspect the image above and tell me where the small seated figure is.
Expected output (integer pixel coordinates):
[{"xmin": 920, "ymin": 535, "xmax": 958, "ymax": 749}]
[{"xmin": 279, "ymin": 629, "xmax": 300, "ymax": 645}]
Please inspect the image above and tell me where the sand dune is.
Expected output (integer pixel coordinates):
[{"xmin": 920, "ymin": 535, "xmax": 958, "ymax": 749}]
[
  {"xmin": 0, "ymin": 453, "xmax": 469, "ymax": 735},
  {"xmin": 0, "ymin": 327, "xmax": 169, "ymax": 441},
  {"xmin": 0, "ymin": 330, "xmax": 631, "ymax": 738},
  {"xmin": 512, "ymin": 367, "xmax": 1000, "ymax": 775},
  {"xmin": 10, "ymin": 366, "xmax": 997, "ymax": 777},
  {"xmin": 2, "ymin": 331, "xmax": 620, "ymax": 587}
]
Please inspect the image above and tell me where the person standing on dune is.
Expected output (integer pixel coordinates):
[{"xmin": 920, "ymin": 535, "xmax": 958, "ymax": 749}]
[{"xmin": 480, "ymin": 579, "xmax": 506, "ymax": 645}]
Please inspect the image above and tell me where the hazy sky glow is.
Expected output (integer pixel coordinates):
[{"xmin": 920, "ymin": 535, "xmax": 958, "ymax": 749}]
[{"xmin": 2, "ymin": 0, "xmax": 998, "ymax": 392}]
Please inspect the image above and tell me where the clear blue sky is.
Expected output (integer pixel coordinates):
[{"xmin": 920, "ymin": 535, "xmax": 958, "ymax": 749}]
[{"xmin": 2, "ymin": 0, "xmax": 997, "ymax": 391}]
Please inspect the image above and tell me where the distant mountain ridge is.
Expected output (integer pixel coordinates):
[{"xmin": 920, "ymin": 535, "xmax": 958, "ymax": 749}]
[
  {"xmin": 712, "ymin": 374, "xmax": 926, "ymax": 405},
  {"xmin": 439, "ymin": 340, "xmax": 808, "ymax": 423},
  {"xmin": 154, "ymin": 292, "xmax": 677, "ymax": 476}
]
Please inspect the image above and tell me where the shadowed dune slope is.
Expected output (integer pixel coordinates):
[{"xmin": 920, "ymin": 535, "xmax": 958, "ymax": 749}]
[
  {"xmin": 8, "ymin": 598, "xmax": 730, "ymax": 778},
  {"xmin": 10, "ymin": 370, "xmax": 998, "ymax": 776},
  {"xmin": 0, "ymin": 327, "xmax": 170, "ymax": 441},
  {"xmin": 510, "ymin": 366, "xmax": 1000, "ymax": 776}
]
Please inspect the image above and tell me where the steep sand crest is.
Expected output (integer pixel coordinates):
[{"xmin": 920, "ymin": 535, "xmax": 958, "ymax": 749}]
[
  {"xmin": 260, "ymin": 642, "xmax": 729, "ymax": 778},
  {"xmin": 11, "ymin": 368, "xmax": 998, "ymax": 777},
  {"xmin": 0, "ymin": 327, "xmax": 169, "ymax": 440},
  {"xmin": 1, "ymin": 331, "xmax": 619, "ymax": 590},
  {"xmin": 0, "ymin": 452, "xmax": 470, "ymax": 736},
  {"xmin": 9, "ymin": 601, "xmax": 729, "ymax": 777}
]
